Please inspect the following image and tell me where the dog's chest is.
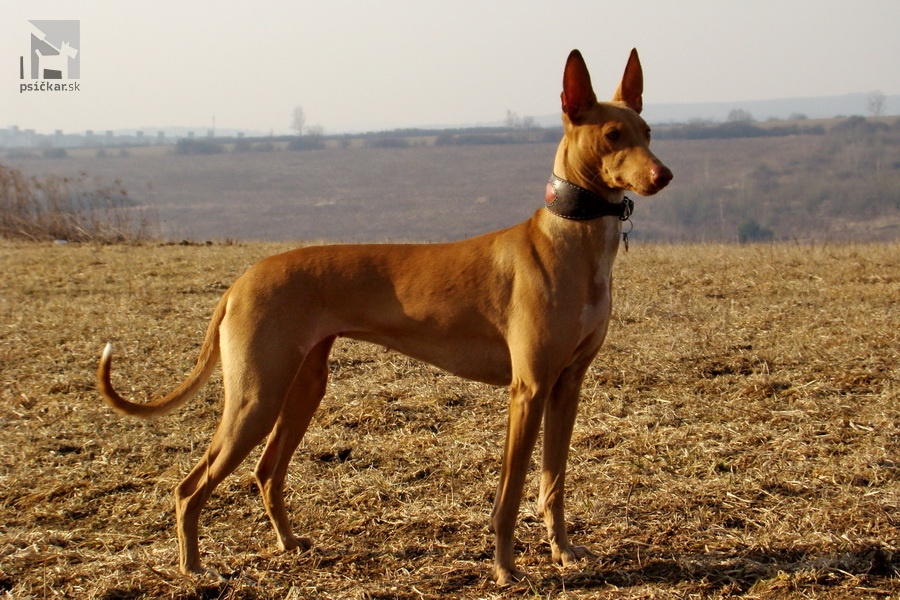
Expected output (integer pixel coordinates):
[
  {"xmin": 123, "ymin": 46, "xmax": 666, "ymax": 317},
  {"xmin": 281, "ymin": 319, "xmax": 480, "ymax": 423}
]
[{"xmin": 578, "ymin": 269, "xmax": 612, "ymax": 338}]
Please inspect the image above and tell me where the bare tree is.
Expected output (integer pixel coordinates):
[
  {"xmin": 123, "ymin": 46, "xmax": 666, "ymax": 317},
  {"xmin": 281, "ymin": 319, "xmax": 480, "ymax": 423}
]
[
  {"xmin": 727, "ymin": 108, "xmax": 754, "ymax": 123},
  {"xmin": 506, "ymin": 110, "xmax": 539, "ymax": 130},
  {"xmin": 291, "ymin": 106, "xmax": 306, "ymax": 136},
  {"xmin": 868, "ymin": 91, "xmax": 886, "ymax": 117}
]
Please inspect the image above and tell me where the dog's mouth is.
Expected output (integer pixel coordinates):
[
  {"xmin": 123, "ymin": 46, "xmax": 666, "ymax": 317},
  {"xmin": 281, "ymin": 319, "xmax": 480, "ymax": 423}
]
[
  {"xmin": 602, "ymin": 156, "xmax": 673, "ymax": 197},
  {"xmin": 634, "ymin": 163, "xmax": 673, "ymax": 196},
  {"xmin": 650, "ymin": 163, "xmax": 674, "ymax": 192}
]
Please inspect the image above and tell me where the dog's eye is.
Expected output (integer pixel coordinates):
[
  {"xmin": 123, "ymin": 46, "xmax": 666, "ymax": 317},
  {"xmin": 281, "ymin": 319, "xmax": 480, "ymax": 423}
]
[
  {"xmin": 646, "ymin": 129, "xmax": 652, "ymax": 141},
  {"xmin": 605, "ymin": 130, "xmax": 620, "ymax": 142}
]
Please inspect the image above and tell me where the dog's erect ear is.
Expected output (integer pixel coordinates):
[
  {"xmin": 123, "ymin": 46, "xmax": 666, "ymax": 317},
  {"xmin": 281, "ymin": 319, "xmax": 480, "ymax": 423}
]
[
  {"xmin": 561, "ymin": 49, "xmax": 597, "ymax": 122},
  {"xmin": 612, "ymin": 48, "xmax": 643, "ymax": 114}
]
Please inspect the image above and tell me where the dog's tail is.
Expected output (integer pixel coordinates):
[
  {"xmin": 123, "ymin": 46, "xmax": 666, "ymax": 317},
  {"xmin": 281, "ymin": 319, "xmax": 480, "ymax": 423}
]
[{"xmin": 97, "ymin": 291, "xmax": 229, "ymax": 418}]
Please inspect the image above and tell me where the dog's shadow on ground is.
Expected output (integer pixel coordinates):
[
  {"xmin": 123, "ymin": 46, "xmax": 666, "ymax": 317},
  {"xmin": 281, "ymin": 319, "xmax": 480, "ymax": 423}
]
[
  {"xmin": 535, "ymin": 545, "xmax": 896, "ymax": 595},
  {"xmin": 92, "ymin": 544, "xmax": 895, "ymax": 599}
]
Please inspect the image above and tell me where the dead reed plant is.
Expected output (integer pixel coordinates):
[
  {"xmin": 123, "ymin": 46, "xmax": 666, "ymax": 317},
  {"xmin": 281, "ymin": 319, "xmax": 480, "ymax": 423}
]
[
  {"xmin": 0, "ymin": 242, "xmax": 896, "ymax": 599},
  {"xmin": 0, "ymin": 163, "xmax": 158, "ymax": 243}
]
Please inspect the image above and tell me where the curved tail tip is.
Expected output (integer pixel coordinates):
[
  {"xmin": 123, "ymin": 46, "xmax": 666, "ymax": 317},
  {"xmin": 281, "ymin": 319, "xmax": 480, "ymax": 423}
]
[{"xmin": 102, "ymin": 342, "xmax": 113, "ymax": 362}]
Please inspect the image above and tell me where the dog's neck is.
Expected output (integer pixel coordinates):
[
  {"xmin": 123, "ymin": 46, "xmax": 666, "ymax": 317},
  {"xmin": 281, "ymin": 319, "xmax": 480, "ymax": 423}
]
[
  {"xmin": 544, "ymin": 175, "xmax": 633, "ymax": 222},
  {"xmin": 552, "ymin": 133, "xmax": 628, "ymax": 196},
  {"xmin": 538, "ymin": 138, "xmax": 632, "ymax": 257}
]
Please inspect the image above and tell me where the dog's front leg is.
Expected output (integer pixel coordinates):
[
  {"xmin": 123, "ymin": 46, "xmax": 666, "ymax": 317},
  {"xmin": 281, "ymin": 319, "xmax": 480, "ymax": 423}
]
[
  {"xmin": 539, "ymin": 361, "xmax": 597, "ymax": 566},
  {"xmin": 491, "ymin": 378, "xmax": 549, "ymax": 586}
]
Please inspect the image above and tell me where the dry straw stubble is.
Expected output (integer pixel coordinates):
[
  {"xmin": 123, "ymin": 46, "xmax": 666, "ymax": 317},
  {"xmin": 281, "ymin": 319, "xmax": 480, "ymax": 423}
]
[{"xmin": 0, "ymin": 241, "xmax": 897, "ymax": 598}]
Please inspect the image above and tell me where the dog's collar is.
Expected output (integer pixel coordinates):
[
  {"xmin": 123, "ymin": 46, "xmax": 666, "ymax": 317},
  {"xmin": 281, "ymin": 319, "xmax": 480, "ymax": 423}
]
[{"xmin": 544, "ymin": 174, "xmax": 634, "ymax": 222}]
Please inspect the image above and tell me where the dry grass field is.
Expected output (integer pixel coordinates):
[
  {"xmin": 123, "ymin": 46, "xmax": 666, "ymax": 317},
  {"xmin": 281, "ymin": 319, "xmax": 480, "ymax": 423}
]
[{"xmin": 0, "ymin": 241, "xmax": 897, "ymax": 599}]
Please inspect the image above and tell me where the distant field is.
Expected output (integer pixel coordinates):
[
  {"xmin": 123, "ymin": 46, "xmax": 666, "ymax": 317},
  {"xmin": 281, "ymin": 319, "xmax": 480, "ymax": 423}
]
[
  {"xmin": 1, "ymin": 241, "xmax": 897, "ymax": 598},
  {"xmin": 7, "ymin": 144, "xmax": 556, "ymax": 242},
  {"xmin": 6, "ymin": 117, "xmax": 899, "ymax": 244}
]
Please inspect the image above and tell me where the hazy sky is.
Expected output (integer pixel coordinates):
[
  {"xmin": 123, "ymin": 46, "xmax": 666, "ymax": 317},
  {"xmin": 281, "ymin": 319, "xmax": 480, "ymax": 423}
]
[{"xmin": 2, "ymin": 0, "xmax": 898, "ymax": 135}]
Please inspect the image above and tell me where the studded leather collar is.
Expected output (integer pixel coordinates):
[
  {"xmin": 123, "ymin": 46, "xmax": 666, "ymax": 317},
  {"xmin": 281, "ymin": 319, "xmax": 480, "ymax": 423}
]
[{"xmin": 544, "ymin": 175, "xmax": 634, "ymax": 221}]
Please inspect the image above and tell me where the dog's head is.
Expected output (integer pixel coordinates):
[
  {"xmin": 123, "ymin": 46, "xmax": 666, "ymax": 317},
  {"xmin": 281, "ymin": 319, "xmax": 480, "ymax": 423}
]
[
  {"xmin": 60, "ymin": 41, "xmax": 78, "ymax": 59},
  {"xmin": 560, "ymin": 49, "xmax": 672, "ymax": 198}
]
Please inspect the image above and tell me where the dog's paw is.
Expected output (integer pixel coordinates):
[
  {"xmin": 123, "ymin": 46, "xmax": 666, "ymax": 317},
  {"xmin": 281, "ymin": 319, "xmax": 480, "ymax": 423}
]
[
  {"xmin": 278, "ymin": 534, "xmax": 313, "ymax": 552},
  {"xmin": 553, "ymin": 543, "xmax": 596, "ymax": 566},
  {"xmin": 494, "ymin": 565, "xmax": 528, "ymax": 587}
]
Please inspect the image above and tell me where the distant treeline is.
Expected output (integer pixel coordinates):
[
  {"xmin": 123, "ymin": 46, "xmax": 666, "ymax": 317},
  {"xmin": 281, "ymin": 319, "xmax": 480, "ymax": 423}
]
[
  {"xmin": 653, "ymin": 114, "xmax": 900, "ymax": 141},
  {"xmin": 654, "ymin": 120, "xmax": 826, "ymax": 140},
  {"xmin": 435, "ymin": 129, "xmax": 559, "ymax": 146},
  {"xmin": 9, "ymin": 115, "xmax": 898, "ymax": 160},
  {"xmin": 166, "ymin": 126, "xmax": 563, "ymax": 155},
  {"xmin": 147, "ymin": 116, "xmax": 900, "ymax": 155}
]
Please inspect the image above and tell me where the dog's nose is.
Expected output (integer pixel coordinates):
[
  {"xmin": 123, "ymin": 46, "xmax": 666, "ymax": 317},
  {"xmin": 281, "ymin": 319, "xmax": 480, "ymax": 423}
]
[{"xmin": 652, "ymin": 164, "xmax": 673, "ymax": 189}]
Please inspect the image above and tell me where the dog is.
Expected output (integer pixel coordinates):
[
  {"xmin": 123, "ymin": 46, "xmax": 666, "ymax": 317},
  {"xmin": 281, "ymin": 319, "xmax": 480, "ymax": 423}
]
[{"xmin": 98, "ymin": 48, "xmax": 672, "ymax": 586}]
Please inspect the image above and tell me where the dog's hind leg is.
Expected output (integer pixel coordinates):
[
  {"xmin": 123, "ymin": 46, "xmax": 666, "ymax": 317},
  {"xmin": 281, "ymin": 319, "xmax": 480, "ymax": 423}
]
[
  {"xmin": 255, "ymin": 336, "xmax": 335, "ymax": 553},
  {"xmin": 174, "ymin": 340, "xmax": 307, "ymax": 575}
]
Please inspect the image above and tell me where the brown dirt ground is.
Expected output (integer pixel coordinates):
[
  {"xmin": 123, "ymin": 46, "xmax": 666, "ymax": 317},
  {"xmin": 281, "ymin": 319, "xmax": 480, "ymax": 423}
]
[{"xmin": 0, "ymin": 241, "xmax": 897, "ymax": 599}]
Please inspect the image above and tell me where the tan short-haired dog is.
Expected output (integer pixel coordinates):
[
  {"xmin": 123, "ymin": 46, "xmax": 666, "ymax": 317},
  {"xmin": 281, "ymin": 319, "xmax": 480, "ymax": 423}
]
[{"xmin": 99, "ymin": 49, "xmax": 672, "ymax": 586}]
